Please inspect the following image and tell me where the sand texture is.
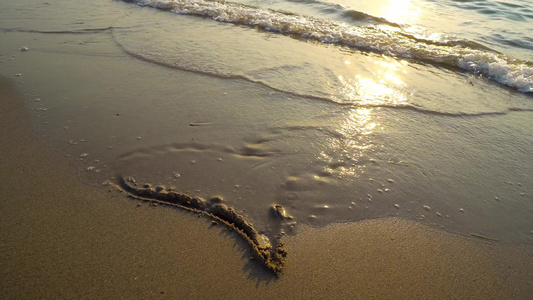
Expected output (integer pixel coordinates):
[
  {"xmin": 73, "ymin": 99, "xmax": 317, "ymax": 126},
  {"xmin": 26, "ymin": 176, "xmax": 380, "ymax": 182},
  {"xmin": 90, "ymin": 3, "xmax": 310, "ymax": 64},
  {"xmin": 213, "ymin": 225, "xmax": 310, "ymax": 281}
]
[{"xmin": 1, "ymin": 76, "xmax": 533, "ymax": 299}]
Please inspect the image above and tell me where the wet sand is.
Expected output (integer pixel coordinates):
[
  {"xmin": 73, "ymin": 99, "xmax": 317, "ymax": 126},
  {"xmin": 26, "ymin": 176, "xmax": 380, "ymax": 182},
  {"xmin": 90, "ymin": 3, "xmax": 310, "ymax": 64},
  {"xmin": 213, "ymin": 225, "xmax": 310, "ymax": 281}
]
[{"xmin": 1, "ymin": 75, "xmax": 533, "ymax": 298}]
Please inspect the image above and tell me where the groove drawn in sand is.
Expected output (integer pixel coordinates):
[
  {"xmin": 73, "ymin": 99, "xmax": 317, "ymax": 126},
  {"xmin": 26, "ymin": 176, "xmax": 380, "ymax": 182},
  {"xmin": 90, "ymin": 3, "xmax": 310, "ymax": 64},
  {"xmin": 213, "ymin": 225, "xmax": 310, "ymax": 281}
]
[{"xmin": 116, "ymin": 175, "xmax": 288, "ymax": 275}]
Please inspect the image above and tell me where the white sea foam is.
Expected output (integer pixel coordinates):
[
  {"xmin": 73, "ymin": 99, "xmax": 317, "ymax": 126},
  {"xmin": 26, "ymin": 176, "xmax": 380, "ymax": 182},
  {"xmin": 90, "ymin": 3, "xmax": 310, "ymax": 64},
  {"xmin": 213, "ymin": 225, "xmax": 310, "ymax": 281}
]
[
  {"xmin": 126, "ymin": 0, "xmax": 533, "ymax": 93},
  {"xmin": 459, "ymin": 53, "xmax": 533, "ymax": 93}
]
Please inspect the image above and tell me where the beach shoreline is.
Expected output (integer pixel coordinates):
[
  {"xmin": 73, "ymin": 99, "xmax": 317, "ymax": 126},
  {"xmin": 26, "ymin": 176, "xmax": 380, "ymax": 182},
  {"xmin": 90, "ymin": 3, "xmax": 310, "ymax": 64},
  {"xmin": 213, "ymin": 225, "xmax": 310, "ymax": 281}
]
[
  {"xmin": 2, "ymin": 75, "xmax": 533, "ymax": 298},
  {"xmin": 2, "ymin": 0, "xmax": 532, "ymax": 244}
]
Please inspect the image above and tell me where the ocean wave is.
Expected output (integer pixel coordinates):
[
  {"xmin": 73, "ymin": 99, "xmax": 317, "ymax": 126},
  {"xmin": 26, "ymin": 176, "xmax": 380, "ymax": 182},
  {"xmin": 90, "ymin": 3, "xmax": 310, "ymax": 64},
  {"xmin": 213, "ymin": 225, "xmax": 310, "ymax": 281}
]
[
  {"xmin": 121, "ymin": 0, "xmax": 533, "ymax": 93},
  {"xmin": 447, "ymin": 0, "xmax": 533, "ymax": 22},
  {"xmin": 341, "ymin": 9, "xmax": 402, "ymax": 28}
]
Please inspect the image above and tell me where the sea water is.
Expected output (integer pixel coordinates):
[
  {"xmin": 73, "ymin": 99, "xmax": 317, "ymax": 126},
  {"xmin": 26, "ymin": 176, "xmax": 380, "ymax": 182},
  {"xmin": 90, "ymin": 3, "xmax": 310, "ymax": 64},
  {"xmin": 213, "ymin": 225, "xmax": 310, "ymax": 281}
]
[{"xmin": 0, "ymin": 0, "xmax": 532, "ymax": 242}]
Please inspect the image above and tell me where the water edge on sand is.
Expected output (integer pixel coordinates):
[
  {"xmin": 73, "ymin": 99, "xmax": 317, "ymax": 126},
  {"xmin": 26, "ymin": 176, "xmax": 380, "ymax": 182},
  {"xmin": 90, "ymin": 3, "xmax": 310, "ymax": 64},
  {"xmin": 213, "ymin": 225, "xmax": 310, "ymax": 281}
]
[{"xmin": 1, "ymin": 76, "xmax": 533, "ymax": 298}]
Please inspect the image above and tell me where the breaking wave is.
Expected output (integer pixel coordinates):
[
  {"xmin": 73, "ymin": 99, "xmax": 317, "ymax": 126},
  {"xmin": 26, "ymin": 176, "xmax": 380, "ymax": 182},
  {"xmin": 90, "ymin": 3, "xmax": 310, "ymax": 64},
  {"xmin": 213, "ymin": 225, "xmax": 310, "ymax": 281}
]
[{"xmin": 121, "ymin": 0, "xmax": 532, "ymax": 93}]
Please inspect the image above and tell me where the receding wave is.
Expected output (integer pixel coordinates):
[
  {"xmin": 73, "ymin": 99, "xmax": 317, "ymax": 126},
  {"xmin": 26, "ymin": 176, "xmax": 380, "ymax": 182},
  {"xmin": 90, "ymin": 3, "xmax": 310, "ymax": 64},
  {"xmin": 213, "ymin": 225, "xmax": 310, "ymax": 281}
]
[{"xmin": 121, "ymin": 0, "xmax": 532, "ymax": 93}]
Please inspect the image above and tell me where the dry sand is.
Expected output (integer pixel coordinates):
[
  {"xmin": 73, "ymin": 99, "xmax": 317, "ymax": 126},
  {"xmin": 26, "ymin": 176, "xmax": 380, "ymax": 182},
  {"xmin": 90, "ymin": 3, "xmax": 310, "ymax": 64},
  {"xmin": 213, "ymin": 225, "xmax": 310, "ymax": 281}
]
[{"xmin": 1, "ymin": 75, "xmax": 532, "ymax": 299}]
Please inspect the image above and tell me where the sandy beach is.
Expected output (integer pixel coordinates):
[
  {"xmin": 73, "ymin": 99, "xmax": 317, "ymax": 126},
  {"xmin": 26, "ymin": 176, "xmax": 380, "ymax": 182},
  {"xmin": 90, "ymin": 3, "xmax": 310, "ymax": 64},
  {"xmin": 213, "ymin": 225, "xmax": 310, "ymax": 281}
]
[
  {"xmin": 2, "ymin": 76, "xmax": 533, "ymax": 299},
  {"xmin": 2, "ymin": 0, "xmax": 533, "ymax": 297}
]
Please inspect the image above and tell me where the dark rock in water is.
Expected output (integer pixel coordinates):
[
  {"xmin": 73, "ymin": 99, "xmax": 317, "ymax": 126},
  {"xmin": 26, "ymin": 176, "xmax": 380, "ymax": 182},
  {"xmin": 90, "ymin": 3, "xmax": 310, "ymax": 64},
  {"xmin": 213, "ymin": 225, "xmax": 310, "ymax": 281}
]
[{"xmin": 270, "ymin": 204, "xmax": 293, "ymax": 220}]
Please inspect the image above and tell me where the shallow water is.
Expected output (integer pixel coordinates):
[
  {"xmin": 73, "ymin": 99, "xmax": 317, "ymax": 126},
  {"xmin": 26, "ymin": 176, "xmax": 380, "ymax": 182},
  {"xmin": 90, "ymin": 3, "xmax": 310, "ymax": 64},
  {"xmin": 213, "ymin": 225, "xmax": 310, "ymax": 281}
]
[{"xmin": 1, "ymin": 0, "xmax": 532, "ymax": 243}]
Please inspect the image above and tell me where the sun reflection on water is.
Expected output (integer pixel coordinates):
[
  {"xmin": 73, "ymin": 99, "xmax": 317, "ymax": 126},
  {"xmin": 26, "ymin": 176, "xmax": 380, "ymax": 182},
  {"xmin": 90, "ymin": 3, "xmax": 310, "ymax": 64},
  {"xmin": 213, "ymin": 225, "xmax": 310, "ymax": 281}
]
[
  {"xmin": 380, "ymin": 0, "xmax": 421, "ymax": 25},
  {"xmin": 320, "ymin": 56, "xmax": 409, "ymax": 178},
  {"xmin": 319, "ymin": 107, "xmax": 378, "ymax": 178},
  {"xmin": 338, "ymin": 57, "xmax": 408, "ymax": 107}
]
